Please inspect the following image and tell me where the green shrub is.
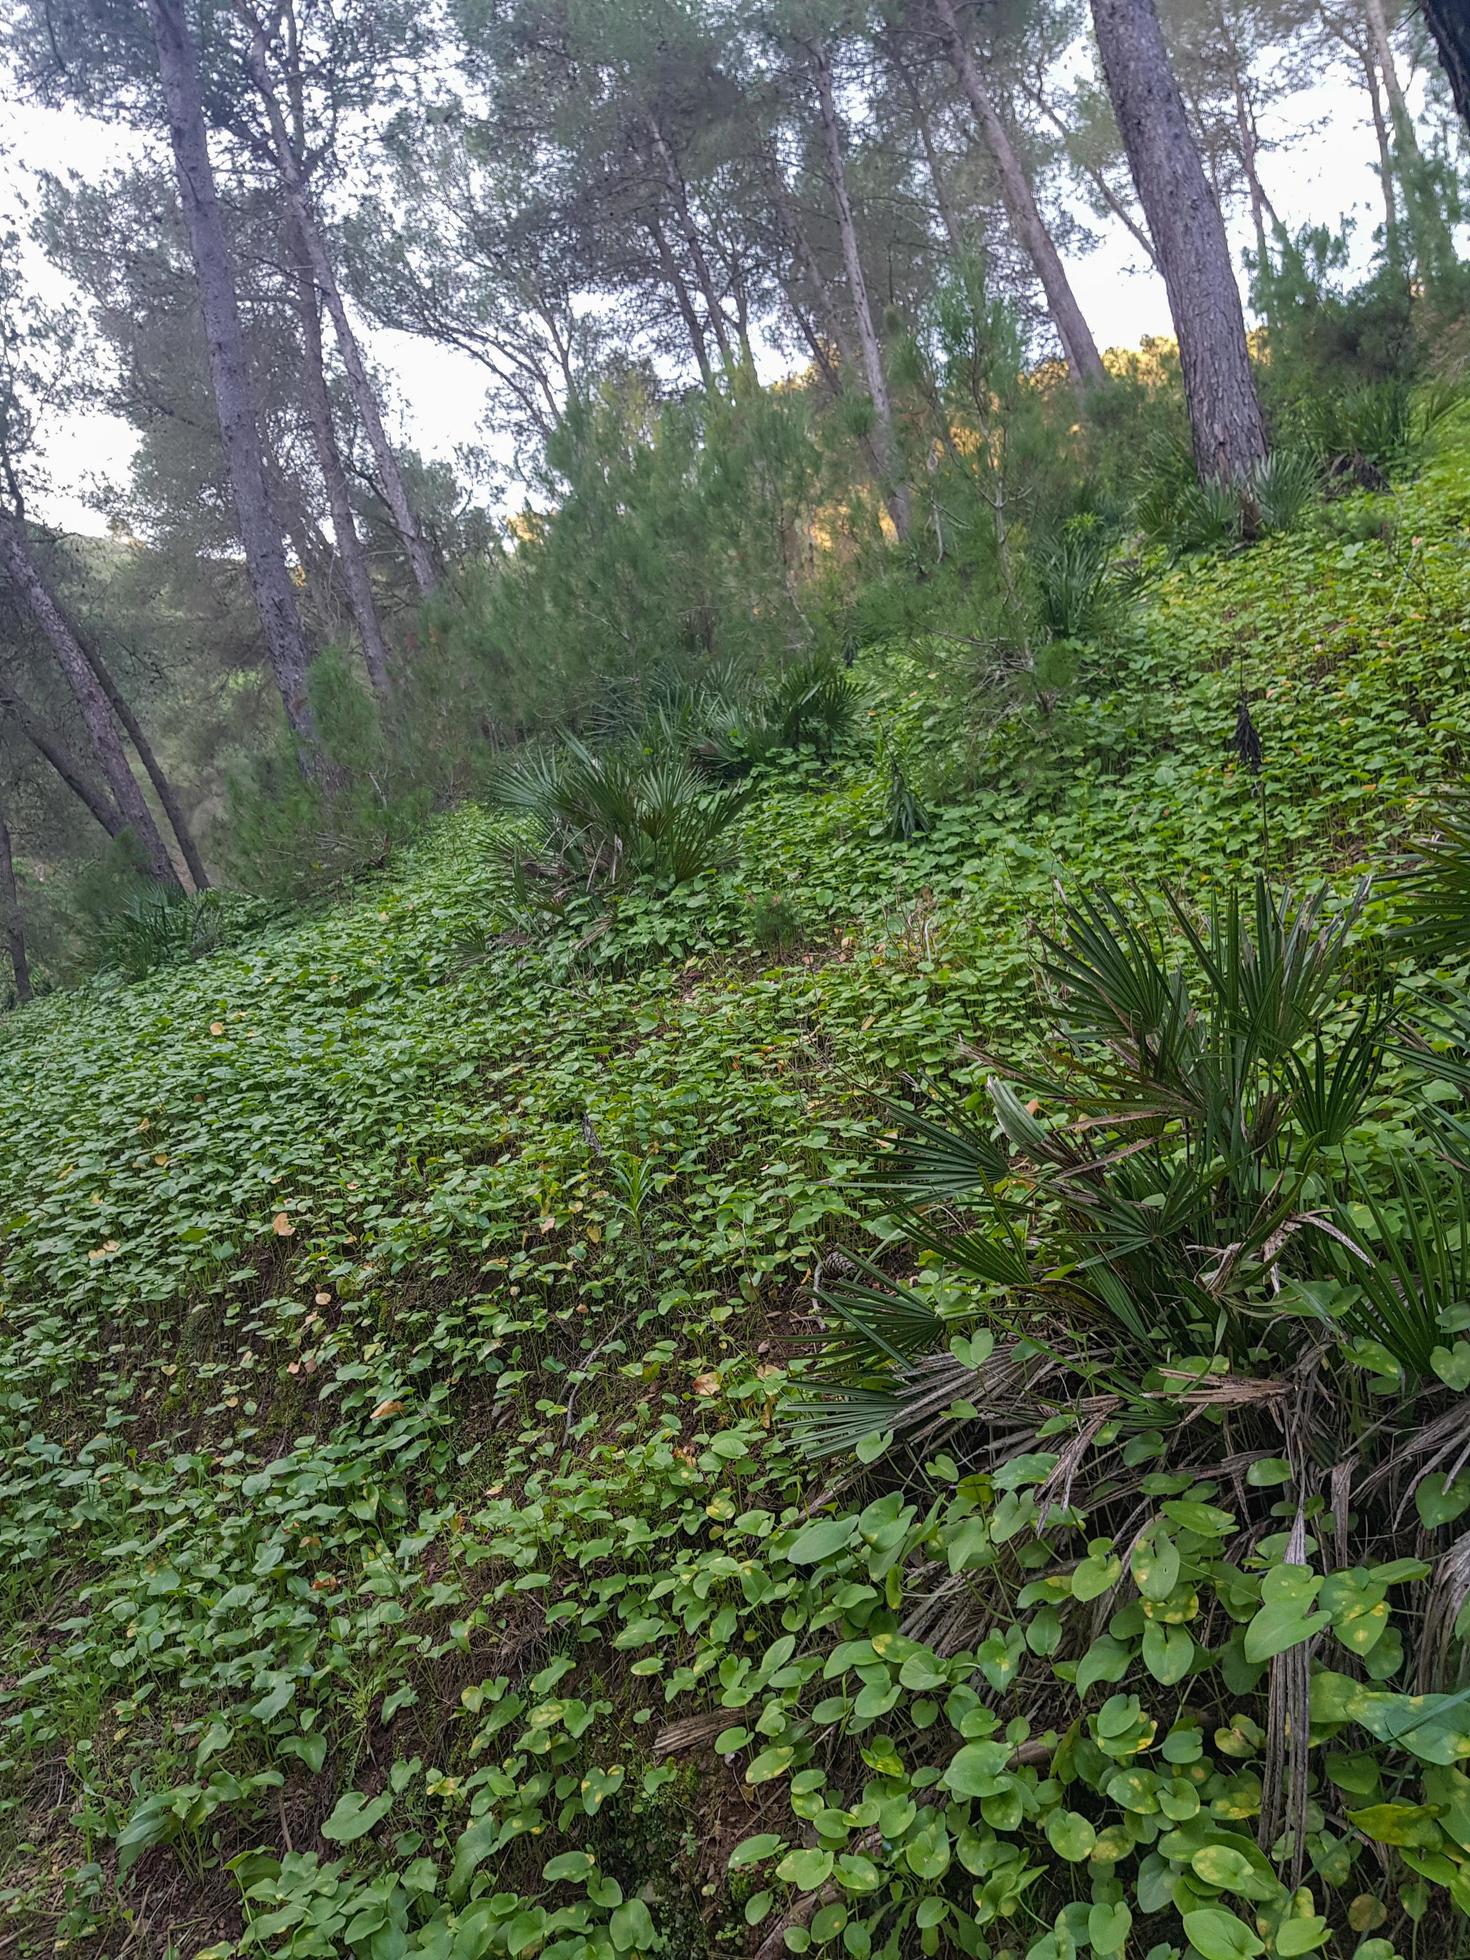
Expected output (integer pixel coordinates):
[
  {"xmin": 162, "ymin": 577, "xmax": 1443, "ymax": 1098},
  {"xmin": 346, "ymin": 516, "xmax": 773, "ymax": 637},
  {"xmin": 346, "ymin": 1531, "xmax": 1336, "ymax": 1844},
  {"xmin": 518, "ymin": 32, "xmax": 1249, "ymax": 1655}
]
[
  {"xmin": 1032, "ymin": 518, "xmax": 1120, "ymax": 642},
  {"xmin": 690, "ymin": 654, "xmax": 857, "ymax": 779},
  {"xmin": 486, "ymin": 734, "xmax": 755, "ymax": 900},
  {"xmin": 87, "ymin": 885, "xmax": 221, "ymax": 979},
  {"xmin": 222, "ymin": 649, "xmax": 434, "ymax": 900},
  {"xmin": 758, "ymin": 869, "xmax": 1470, "ymax": 1958},
  {"xmin": 1301, "ymin": 378, "xmax": 1460, "ymax": 482},
  {"xmin": 1137, "ymin": 443, "xmax": 1322, "ymax": 552},
  {"xmin": 1249, "ymin": 445, "xmax": 1322, "ymax": 534},
  {"xmin": 747, "ymin": 890, "xmax": 803, "ymax": 955}
]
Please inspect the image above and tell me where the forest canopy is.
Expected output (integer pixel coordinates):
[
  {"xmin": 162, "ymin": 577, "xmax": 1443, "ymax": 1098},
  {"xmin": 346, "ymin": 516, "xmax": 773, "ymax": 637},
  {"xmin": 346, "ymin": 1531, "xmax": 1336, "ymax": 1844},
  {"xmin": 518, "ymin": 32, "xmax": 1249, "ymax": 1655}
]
[
  {"xmin": 0, "ymin": 0, "xmax": 1465, "ymax": 973},
  {"xmin": 4, "ymin": 2, "xmax": 1470, "ymax": 1958}
]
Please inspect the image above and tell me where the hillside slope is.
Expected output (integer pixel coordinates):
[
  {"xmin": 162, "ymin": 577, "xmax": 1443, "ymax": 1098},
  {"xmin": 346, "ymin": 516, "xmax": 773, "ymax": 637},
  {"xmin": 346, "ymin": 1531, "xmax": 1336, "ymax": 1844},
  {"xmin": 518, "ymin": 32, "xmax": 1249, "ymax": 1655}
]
[{"xmin": 2, "ymin": 441, "xmax": 1470, "ymax": 1958}]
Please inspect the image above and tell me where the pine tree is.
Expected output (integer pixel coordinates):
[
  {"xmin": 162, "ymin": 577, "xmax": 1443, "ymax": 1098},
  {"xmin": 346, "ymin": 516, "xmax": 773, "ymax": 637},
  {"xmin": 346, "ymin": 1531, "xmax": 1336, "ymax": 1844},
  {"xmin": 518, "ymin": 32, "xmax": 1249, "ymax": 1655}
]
[{"xmin": 1089, "ymin": 0, "xmax": 1269, "ymax": 484}]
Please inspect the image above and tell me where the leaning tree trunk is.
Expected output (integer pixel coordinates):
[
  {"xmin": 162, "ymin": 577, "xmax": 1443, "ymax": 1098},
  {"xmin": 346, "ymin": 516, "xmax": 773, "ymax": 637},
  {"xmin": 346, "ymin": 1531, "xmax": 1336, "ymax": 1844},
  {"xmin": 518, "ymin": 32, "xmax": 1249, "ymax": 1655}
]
[
  {"xmin": 932, "ymin": 0, "xmax": 1107, "ymax": 394},
  {"xmin": 766, "ymin": 158, "xmax": 891, "ymax": 490},
  {"xmin": 886, "ymin": 44, "xmax": 966, "ymax": 257},
  {"xmin": 1, "ymin": 692, "xmax": 126, "ymax": 839},
  {"xmin": 240, "ymin": 15, "xmax": 436, "ymax": 599},
  {"xmin": 0, "ymin": 793, "xmax": 31, "ymax": 1005},
  {"xmin": 810, "ymin": 39, "xmax": 912, "ymax": 542},
  {"xmin": 78, "ymin": 635, "xmax": 211, "ymax": 889},
  {"xmin": 646, "ymin": 111, "xmax": 738, "ymax": 373},
  {"xmin": 1360, "ymin": 0, "xmax": 1455, "ymax": 287},
  {"xmin": 1089, "ymin": 0, "xmax": 1268, "ymax": 485},
  {"xmin": 1363, "ymin": 40, "xmax": 1404, "ymax": 263},
  {"xmin": 146, "ymin": 0, "xmax": 327, "ymax": 780},
  {"xmin": 288, "ymin": 224, "xmax": 393, "ymax": 698},
  {"xmin": 0, "ymin": 508, "xmax": 179, "ymax": 884},
  {"xmin": 1364, "ymin": 0, "xmax": 1419, "ymax": 145},
  {"xmin": 1423, "ymin": 0, "xmax": 1470, "ymax": 132}
]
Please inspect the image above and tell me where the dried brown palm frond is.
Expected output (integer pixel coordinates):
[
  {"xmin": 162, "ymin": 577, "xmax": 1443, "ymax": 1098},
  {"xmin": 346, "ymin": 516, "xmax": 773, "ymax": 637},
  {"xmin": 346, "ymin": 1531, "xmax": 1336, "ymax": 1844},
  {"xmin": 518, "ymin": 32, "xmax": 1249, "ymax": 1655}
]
[
  {"xmin": 1418, "ymin": 1531, "xmax": 1470, "ymax": 1693},
  {"xmin": 1260, "ymin": 1509, "xmax": 1314, "ymax": 1883}
]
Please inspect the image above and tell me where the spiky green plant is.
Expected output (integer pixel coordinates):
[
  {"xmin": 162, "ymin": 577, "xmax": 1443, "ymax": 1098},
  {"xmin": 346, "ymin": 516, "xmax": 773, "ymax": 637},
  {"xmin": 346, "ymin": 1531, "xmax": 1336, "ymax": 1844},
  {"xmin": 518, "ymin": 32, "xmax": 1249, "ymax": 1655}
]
[
  {"xmin": 1033, "ymin": 520, "xmax": 1119, "ymax": 641},
  {"xmin": 689, "ymin": 654, "xmax": 856, "ymax": 778},
  {"xmin": 89, "ymin": 887, "xmax": 228, "ymax": 980},
  {"xmin": 485, "ymin": 735, "xmax": 755, "ymax": 898},
  {"xmin": 1249, "ymin": 446, "xmax": 1323, "ymax": 534},
  {"xmin": 788, "ymin": 874, "xmax": 1459, "ymax": 1455},
  {"xmin": 1301, "ymin": 377, "xmax": 1460, "ymax": 479}
]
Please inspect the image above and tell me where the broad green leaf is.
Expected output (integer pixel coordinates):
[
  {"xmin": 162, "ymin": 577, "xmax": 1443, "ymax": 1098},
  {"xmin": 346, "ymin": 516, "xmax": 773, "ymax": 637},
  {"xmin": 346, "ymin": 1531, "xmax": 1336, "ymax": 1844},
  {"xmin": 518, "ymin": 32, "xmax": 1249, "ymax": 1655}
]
[
  {"xmin": 943, "ymin": 1741, "xmax": 1012, "ymax": 1797},
  {"xmin": 1181, "ymin": 1907, "xmax": 1265, "ymax": 1960},
  {"xmin": 776, "ymin": 1846, "xmax": 835, "ymax": 1890},
  {"xmin": 1045, "ymin": 1810, "xmax": 1096, "ymax": 1862},
  {"xmin": 321, "ymin": 1790, "xmax": 393, "ymax": 1844},
  {"xmin": 785, "ymin": 1517, "xmax": 858, "ymax": 1565}
]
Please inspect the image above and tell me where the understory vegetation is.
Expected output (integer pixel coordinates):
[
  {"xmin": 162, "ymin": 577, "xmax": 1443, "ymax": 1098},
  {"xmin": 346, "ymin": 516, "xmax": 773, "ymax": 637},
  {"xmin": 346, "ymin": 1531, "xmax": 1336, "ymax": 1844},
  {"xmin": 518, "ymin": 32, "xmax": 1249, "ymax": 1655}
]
[{"xmin": 3, "ymin": 409, "xmax": 1470, "ymax": 1959}]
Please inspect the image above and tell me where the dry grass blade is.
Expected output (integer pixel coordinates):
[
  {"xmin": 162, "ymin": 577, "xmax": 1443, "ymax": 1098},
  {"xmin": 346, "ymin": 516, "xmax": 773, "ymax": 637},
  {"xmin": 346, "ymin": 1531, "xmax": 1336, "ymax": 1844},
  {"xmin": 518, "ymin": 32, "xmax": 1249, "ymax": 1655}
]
[{"xmin": 1260, "ymin": 1509, "xmax": 1312, "ymax": 1884}]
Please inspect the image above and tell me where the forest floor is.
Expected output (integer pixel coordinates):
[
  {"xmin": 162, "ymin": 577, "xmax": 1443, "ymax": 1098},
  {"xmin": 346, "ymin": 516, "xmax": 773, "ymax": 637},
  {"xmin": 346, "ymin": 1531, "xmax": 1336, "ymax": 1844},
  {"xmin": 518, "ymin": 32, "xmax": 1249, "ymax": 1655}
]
[{"xmin": 2, "ymin": 432, "xmax": 1470, "ymax": 1958}]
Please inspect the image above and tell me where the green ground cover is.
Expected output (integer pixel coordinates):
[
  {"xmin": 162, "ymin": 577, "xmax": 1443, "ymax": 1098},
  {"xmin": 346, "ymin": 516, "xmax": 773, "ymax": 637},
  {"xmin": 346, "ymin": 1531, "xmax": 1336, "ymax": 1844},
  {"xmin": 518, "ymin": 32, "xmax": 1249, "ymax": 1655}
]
[{"xmin": 2, "ymin": 439, "xmax": 1470, "ymax": 1958}]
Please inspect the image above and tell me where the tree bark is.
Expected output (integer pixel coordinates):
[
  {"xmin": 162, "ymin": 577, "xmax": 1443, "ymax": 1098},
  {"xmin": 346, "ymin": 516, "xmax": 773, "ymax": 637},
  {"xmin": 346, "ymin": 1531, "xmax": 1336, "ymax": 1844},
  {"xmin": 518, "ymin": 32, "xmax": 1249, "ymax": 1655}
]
[
  {"xmin": 146, "ymin": 0, "xmax": 327, "ymax": 779},
  {"xmin": 236, "ymin": 9, "xmax": 437, "ymax": 600},
  {"xmin": 0, "ymin": 508, "xmax": 179, "ymax": 883},
  {"xmin": 1217, "ymin": 26, "xmax": 1272, "ymax": 267},
  {"xmin": 1364, "ymin": 0, "xmax": 1418, "ymax": 145},
  {"xmin": 887, "ymin": 44, "xmax": 966, "ymax": 257},
  {"xmin": 1423, "ymin": 0, "xmax": 1470, "ymax": 133},
  {"xmin": 1089, "ymin": 0, "xmax": 1268, "ymax": 484},
  {"xmin": 288, "ymin": 221, "xmax": 393, "ymax": 697},
  {"xmin": 647, "ymin": 212, "xmax": 716, "ymax": 385},
  {"xmin": 1363, "ymin": 42, "xmax": 1404, "ymax": 260},
  {"xmin": 932, "ymin": 0, "xmax": 1107, "ymax": 392},
  {"xmin": 1, "ymin": 692, "xmax": 124, "ymax": 838},
  {"xmin": 646, "ymin": 111, "xmax": 737, "ymax": 373},
  {"xmin": 1357, "ymin": 0, "xmax": 1453, "ymax": 286},
  {"xmin": 810, "ymin": 39, "xmax": 912, "ymax": 541},
  {"xmin": 77, "ymin": 635, "xmax": 211, "ymax": 890},
  {"xmin": 0, "ymin": 793, "xmax": 31, "ymax": 1005}
]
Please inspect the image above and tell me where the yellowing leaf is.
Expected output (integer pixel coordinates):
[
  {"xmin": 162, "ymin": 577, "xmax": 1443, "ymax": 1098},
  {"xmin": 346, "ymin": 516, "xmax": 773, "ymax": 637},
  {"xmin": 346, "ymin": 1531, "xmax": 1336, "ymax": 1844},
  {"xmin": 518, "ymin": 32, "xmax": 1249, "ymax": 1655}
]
[{"xmin": 272, "ymin": 1212, "xmax": 294, "ymax": 1237}]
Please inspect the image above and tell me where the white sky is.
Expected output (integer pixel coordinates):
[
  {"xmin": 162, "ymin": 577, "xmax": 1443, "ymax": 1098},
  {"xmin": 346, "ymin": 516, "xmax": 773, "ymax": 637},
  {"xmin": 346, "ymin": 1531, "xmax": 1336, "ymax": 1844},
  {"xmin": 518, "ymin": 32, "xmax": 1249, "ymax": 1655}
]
[{"xmin": 0, "ymin": 65, "xmax": 1408, "ymax": 535}]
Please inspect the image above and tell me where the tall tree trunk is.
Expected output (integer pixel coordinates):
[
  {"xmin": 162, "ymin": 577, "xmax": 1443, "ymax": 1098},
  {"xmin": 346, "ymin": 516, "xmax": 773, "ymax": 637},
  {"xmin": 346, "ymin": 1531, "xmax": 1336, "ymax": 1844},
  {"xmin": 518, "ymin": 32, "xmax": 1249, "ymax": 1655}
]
[
  {"xmin": 888, "ymin": 45, "xmax": 966, "ymax": 257},
  {"xmin": 288, "ymin": 224, "xmax": 392, "ymax": 697},
  {"xmin": 0, "ymin": 794, "xmax": 31, "ymax": 1005},
  {"xmin": 1089, "ymin": 0, "xmax": 1268, "ymax": 484},
  {"xmin": 768, "ymin": 162, "xmax": 863, "ymax": 376},
  {"xmin": 1364, "ymin": 43, "xmax": 1404, "ymax": 260},
  {"xmin": 0, "ymin": 509, "xmax": 180, "ymax": 883},
  {"xmin": 765, "ymin": 154, "xmax": 891, "ymax": 489},
  {"xmin": 1220, "ymin": 39, "xmax": 1271, "ymax": 266},
  {"xmin": 646, "ymin": 111, "xmax": 737, "ymax": 372},
  {"xmin": 648, "ymin": 212, "xmax": 716, "ymax": 386},
  {"xmin": 146, "ymin": 0, "xmax": 327, "ymax": 779},
  {"xmin": 1317, "ymin": 6, "xmax": 1403, "ymax": 265},
  {"xmin": 1, "ymin": 693, "xmax": 125, "ymax": 838},
  {"xmin": 931, "ymin": 0, "xmax": 1107, "ymax": 393},
  {"xmin": 810, "ymin": 39, "xmax": 912, "ymax": 541},
  {"xmin": 78, "ymin": 636, "xmax": 211, "ymax": 890},
  {"xmin": 1364, "ymin": 0, "xmax": 1418, "ymax": 144},
  {"xmin": 1423, "ymin": 0, "xmax": 1470, "ymax": 133},
  {"xmin": 237, "ymin": 12, "xmax": 437, "ymax": 600},
  {"xmin": 1361, "ymin": 0, "xmax": 1455, "ymax": 285}
]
